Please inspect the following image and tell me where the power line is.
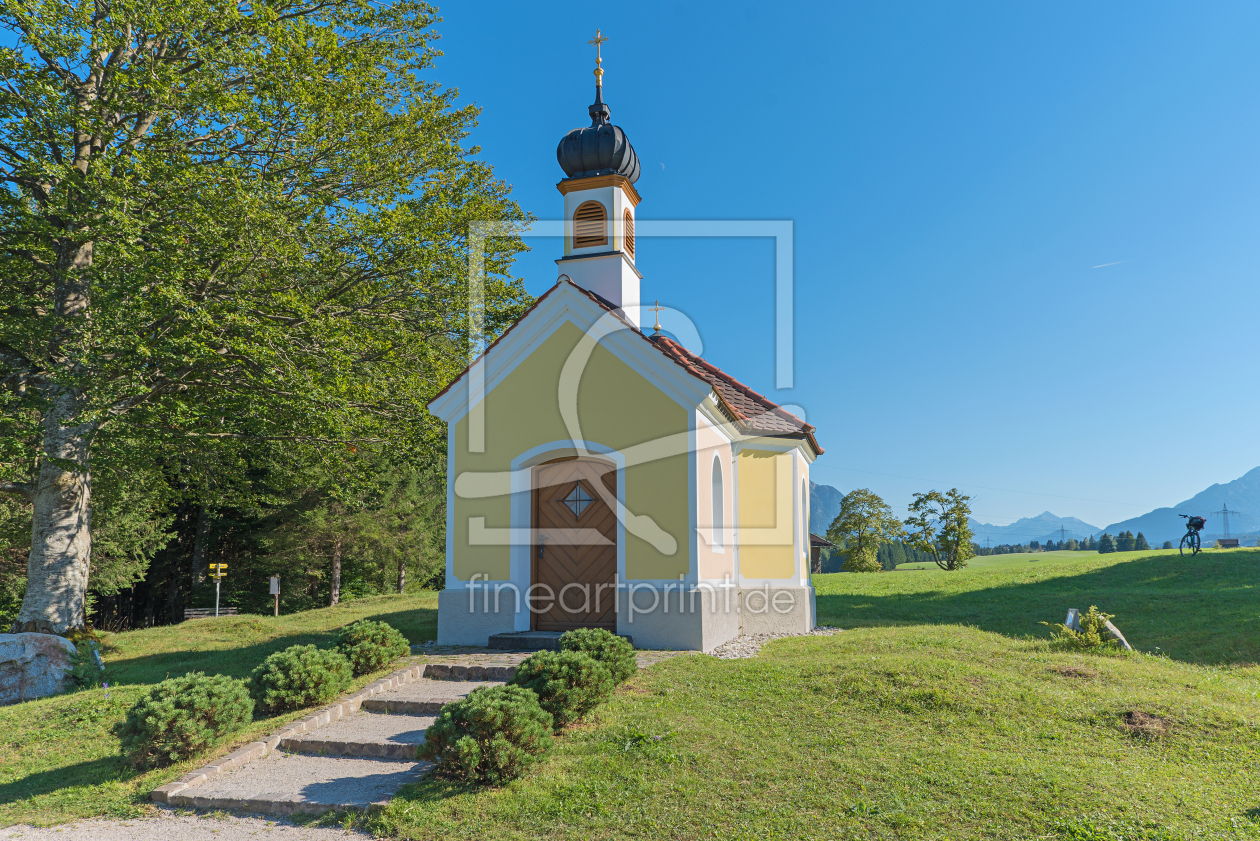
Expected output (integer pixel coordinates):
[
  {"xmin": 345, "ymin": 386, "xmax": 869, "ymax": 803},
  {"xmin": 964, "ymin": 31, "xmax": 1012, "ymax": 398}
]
[{"xmin": 810, "ymin": 463, "xmax": 1149, "ymax": 508}]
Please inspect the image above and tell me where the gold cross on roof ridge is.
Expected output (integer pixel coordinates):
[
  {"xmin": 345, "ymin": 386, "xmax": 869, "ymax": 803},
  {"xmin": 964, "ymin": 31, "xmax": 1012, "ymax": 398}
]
[
  {"xmin": 589, "ymin": 29, "xmax": 607, "ymax": 84},
  {"xmin": 649, "ymin": 300, "xmax": 664, "ymax": 334}
]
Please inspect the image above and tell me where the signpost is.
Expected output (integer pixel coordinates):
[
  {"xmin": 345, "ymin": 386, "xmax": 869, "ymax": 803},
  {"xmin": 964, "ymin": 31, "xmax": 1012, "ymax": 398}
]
[
  {"xmin": 269, "ymin": 576, "xmax": 280, "ymax": 617},
  {"xmin": 208, "ymin": 563, "xmax": 227, "ymax": 617}
]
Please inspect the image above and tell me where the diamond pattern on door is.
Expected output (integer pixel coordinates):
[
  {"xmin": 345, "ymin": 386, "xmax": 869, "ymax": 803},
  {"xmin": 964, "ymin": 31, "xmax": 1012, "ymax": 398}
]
[{"xmin": 562, "ymin": 484, "xmax": 594, "ymax": 518}]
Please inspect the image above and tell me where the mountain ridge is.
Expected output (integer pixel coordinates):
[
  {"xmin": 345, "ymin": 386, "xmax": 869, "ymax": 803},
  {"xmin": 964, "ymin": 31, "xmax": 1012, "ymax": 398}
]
[{"xmin": 1101, "ymin": 466, "xmax": 1260, "ymax": 544}]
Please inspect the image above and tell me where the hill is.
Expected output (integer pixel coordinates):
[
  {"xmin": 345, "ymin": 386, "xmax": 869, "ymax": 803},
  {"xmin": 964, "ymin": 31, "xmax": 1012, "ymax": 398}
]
[
  {"xmin": 1102, "ymin": 466, "xmax": 1260, "ymax": 544},
  {"xmin": 5, "ymin": 554, "xmax": 1260, "ymax": 839},
  {"xmin": 968, "ymin": 510, "xmax": 1101, "ymax": 545}
]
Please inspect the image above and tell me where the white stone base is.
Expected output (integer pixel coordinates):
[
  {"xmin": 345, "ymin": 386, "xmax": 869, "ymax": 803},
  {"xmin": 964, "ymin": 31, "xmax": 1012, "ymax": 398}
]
[
  {"xmin": 435, "ymin": 583, "xmax": 816, "ymax": 653},
  {"xmin": 436, "ymin": 588, "xmax": 518, "ymax": 647}
]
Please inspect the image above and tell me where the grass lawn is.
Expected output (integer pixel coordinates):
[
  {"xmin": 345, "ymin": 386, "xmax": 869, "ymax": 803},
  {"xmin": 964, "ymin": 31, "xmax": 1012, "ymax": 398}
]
[
  {"xmin": 0, "ymin": 592, "xmax": 437, "ymax": 825},
  {"xmin": 894, "ymin": 549, "xmax": 1165, "ymax": 572},
  {"xmin": 5, "ymin": 551, "xmax": 1260, "ymax": 840},
  {"xmin": 826, "ymin": 548, "xmax": 1260, "ymax": 665},
  {"xmin": 367, "ymin": 550, "xmax": 1260, "ymax": 841}
]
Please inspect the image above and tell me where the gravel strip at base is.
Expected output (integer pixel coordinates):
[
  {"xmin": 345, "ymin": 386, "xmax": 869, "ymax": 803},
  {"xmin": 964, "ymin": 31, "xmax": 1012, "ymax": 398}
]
[
  {"xmin": 172, "ymin": 749, "xmax": 429, "ymax": 810},
  {"xmin": 0, "ymin": 806, "xmax": 370, "ymax": 840},
  {"xmin": 709, "ymin": 626, "xmax": 843, "ymax": 660}
]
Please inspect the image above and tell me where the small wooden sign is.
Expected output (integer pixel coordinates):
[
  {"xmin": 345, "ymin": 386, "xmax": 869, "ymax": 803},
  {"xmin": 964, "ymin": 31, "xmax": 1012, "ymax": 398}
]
[{"xmin": 269, "ymin": 576, "xmax": 280, "ymax": 595}]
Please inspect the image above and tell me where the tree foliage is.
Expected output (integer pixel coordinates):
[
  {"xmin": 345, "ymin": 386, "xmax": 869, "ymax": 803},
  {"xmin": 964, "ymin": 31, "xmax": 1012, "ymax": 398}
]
[
  {"xmin": 0, "ymin": 0, "xmax": 529, "ymax": 631},
  {"xmin": 903, "ymin": 488, "xmax": 975, "ymax": 571},
  {"xmin": 825, "ymin": 488, "xmax": 904, "ymax": 573}
]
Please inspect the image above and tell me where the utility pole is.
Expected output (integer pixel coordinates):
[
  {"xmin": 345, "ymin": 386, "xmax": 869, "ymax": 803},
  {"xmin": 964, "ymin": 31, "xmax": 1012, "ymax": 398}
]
[{"xmin": 1212, "ymin": 504, "xmax": 1241, "ymax": 540}]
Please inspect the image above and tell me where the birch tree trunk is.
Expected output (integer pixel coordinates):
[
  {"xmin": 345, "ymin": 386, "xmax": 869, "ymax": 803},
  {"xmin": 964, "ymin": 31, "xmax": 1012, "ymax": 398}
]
[
  {"xmin": 190, "ymin": 506, "xmax": 211, "ymax": 589},
  {"xmin": 329, "ymin": 537, "xmax": 342, "ymax": 607}
]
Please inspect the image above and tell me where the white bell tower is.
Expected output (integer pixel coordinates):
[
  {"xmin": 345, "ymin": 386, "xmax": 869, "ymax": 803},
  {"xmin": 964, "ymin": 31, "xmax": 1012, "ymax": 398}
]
[{"xmin": 554, "ymin": 30, "xmax": 643, "ymax": 330}]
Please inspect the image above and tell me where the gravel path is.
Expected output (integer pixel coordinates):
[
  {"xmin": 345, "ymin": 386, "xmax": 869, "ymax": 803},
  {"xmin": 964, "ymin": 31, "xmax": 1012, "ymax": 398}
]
[
  {"xmin": 373, "ymin": 677, "xmax": 501, "ymax": 701},
  {"xmin": 179, "ymin": 749, "xmax": 429, "ymax": 808},
  {"xmin": 709, "ymin": 626, "xmax": 843, "ymax": 659},
  {"xmin": 0, "ymin": 807, "xmax": 371, "ymax": 840},
  {"xmin": 292, "ymin": 710, "xmax": 435, "ymax": 749}
]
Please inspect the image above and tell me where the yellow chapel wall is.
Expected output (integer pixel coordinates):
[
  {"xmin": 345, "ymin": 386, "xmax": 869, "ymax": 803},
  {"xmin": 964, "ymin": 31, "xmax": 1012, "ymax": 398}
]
[
  {"xmin": 737, "ymin": 448, "xmax": 797, "ymax": 580},
  {"xmin": 695, "ymin": 413, "xmax": 733, "ymax": 580},
  {"xmin": 451, "ymin": 320, "xmax": 691, "ymax": 582}
]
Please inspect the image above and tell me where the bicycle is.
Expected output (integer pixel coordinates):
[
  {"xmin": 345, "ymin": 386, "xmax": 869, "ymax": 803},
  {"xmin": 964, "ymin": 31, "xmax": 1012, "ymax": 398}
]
[{"xmin": 1178, "ymin": 514, "xmax": 1205, "ymax": 556}]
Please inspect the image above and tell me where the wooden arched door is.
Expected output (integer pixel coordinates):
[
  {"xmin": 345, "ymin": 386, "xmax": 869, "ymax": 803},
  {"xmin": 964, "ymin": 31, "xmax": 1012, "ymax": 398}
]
[{"xmin": 532, "ymin": 457, "xmax": 617, "ymax": 630}]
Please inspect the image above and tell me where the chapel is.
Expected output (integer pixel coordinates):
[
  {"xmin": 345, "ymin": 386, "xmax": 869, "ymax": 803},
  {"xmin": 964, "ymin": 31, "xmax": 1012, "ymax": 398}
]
[{"xmin": 428, "ymin": 40, "xmax": 823, "ymax": 652}]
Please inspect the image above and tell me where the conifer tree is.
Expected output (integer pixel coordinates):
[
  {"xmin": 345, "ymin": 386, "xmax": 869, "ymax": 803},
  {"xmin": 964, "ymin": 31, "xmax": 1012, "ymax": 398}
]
[
  {"xmin": 1135, "ymin": 532, "xmax": 1150, "ymax": 551},
  {"xmin": 1098, "ymin": 534, "xmax": 1115, "ymax": 553}
]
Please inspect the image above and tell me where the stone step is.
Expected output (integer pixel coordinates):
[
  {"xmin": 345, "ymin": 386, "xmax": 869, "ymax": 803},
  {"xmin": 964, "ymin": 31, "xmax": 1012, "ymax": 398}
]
[
  {"xmin": 281, "ymin": 710, "xmax": 435, "ymax": 760},
  {"xmin": 486, "ymin": 630, "xmax": 634, "ymax": 651},
  {"xmin": 167, "ymin": 750, "xmax": 428, "ymax": 816},
  {"xmin": 360, "ymin": 696, "xmax": 455, "ymax": 715},
  {"xmin": 423, "ymin": 662, "xmax": 517, "ymax": 681},
  {"xmin": 361, "ymin": 676, "xmax": 503, "ymax": 716}
]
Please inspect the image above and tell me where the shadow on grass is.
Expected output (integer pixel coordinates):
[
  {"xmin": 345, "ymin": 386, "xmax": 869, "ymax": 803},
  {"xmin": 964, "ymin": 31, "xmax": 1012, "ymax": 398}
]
[
  {"xmin": 104, "ymin": 605, "xmax": 437, "ymax": 687},
  {"xmin": 0, "ymin": 755, "xmax": 137, "ymax": 804},
  {"xmin": 817, "ymin": 552, "xmax": 1260, "ymax": 666}
]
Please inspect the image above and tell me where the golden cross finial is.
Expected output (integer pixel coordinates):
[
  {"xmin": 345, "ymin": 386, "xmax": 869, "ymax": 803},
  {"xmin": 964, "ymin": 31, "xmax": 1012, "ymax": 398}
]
[
  {"xmin": 649, "ymin": 300, "xmax": 664, "ymax": 334},
  {"xmin": 588, "ymin": 29, "xmax": 607, "ymax": 85}
]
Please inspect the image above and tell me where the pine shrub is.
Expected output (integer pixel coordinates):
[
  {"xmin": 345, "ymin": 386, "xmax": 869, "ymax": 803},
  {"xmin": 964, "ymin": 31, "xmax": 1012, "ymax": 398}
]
[
  {"xmin": 118, "ymin": 672, "xmax": 254, "ymax": 768},
  {"xmin": 418, "ymin": 685, "xmax": 552, "ymax": 785},
  {"xmin": 336, "ymin": 619, "xmax": 410, "ymax": 677},
  {"xmin": 559, "ymin": 627, "xmax": 637, "ymax": 683},
  {"xmin": 1041, "ymin": 605, "xmax": 1122, "ymax": 651},
  {"xmin": 249, "ymin": 644, "xmax": 352, "ymax": 714},
  {"xmin": 508, "ymin": 650, "xmax": 614, "ymax": 730},
  {"xmin": 67, "ymin": 639, "xmax": 107, "ymax": 689}
]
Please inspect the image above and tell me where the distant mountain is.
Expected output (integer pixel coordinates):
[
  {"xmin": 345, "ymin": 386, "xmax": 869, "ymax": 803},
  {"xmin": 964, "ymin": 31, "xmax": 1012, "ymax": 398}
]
[
  {"xmin": 968, "ymin": 511, "xmax": 1101, "ymax": 546},
  {"xmin": 1101, "ymin": 466, "xmax": 1260, "ymax": 545},
  {"xmin": 809, "ymin": 481, "xmax": 845, "ymax": 536}
]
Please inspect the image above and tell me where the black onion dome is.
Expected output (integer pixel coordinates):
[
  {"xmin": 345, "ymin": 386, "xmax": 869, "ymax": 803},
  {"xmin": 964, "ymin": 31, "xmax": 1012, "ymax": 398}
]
[{"xmin": 556, "ymin": 87, "xmax": 641, "ymax": 183}]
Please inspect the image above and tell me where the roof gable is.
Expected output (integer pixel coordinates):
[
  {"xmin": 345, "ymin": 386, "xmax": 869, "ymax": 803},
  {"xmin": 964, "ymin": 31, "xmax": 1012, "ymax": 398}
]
[
  {"xmin": 429, "ymin": 280, "xmax": 822, "ymax": 456},
  {"xmin": 427, "ymin": 281, "xmax": 710, "ymax": 423}
]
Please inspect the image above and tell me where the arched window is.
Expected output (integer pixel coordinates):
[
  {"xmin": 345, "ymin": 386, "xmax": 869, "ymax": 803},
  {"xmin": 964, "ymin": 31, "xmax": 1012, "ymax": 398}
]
[
  {"xmin": 573, "ymin": 201, "xmax": 607, "ymax": 249},
  {"xmin": 712, "ymin": 455, "xmax": 724, "ymax": 551},
  {"xmin": 801, "ymin": 479, "xmax": 808, "ymax": 559},
  {"xmin": 623, "ymin": 209, "xmax": 635, "ymax": 257}
]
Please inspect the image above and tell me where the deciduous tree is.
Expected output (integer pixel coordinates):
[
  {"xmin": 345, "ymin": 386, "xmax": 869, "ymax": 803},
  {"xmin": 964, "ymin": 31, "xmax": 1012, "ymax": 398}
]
[
  {"xmin": 904, "ymin": 489, "xmax": 974, "ymax": 571},
  {"xmin": 825, "ymin": 488, "xmax": 903, "ymax": 573},
  {"xmin": 0, "ymin": 0, "xmax": 528, "ymax": 632}
]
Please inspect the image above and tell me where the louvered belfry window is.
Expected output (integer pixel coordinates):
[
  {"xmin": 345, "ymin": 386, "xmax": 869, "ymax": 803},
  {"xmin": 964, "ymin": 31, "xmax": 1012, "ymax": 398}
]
[
  {"xmin": 623, "ymin": 209, "xmax": 635, "ymax": 257},
  {"xmin": 573, "ymin": 201, "xmax": 608, "ymax": 249}
]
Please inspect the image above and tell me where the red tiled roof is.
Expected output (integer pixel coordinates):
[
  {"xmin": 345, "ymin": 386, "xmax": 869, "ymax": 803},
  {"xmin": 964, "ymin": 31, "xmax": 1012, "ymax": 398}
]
[
  {"xmin": 646, "ymin": 333, "xmax": 822, "ymax": 454},
  {"xmin": 430, "ymin": 279, "xmax": 823, "ymax": 455}
]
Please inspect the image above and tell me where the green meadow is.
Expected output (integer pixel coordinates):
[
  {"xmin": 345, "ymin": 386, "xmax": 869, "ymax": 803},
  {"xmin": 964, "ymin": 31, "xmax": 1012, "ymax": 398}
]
[
  {"xmin": 3, "ymin": 550, "xmax": 1259, "ymax": 840},
  {"xmin": 0, "ymin": 594, "xmax": 437, "ymax": 825}
]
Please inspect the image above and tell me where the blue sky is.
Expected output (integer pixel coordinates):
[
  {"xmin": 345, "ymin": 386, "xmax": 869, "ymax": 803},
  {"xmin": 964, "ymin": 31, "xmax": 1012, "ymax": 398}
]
[{"xmin": 430, "ymin": 1, "xmax": 1260, "ymax": 531}]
